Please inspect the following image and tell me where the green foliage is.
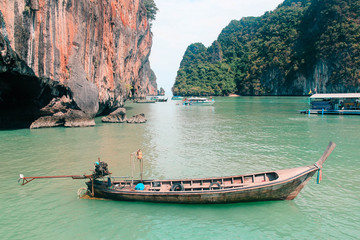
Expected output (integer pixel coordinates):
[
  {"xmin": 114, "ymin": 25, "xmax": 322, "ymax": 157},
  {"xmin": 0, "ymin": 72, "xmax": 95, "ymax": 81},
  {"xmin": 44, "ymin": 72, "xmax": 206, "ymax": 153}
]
[
  {"xmin": 173, "ymin": 0, "xmax": 360, "ymax": 96},
  {"xmin": 179, "ymin": 43, "xmax": 208, "ymax": 68},
  {"xmin": 298, "ymin": 0, "xmax": 360, "ymax": 90},
  {"xmin": 173, "ymin": 42, "xmax": 235, "ymax": 96},
  {"xmin": 0, "ymin": 11, "xmax": 5, "ymax": 28},
  {"xmin": 173, "ymin": 61, "xmax": 235, "ymax": 96},
  {"xmin": 143, "ymin": 0, "xmax": 158, "ymax": 22}
]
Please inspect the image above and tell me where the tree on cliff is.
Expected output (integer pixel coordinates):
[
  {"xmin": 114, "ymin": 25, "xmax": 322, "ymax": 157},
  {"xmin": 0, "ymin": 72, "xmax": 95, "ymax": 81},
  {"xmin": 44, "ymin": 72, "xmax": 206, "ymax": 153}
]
[
  {"xmin": 143, "ymin": 0, "xmax": 158, "ymax": 22},
  {"xmin": 172, "ymin": 0, "xmax": 360, "ymax": 96}
]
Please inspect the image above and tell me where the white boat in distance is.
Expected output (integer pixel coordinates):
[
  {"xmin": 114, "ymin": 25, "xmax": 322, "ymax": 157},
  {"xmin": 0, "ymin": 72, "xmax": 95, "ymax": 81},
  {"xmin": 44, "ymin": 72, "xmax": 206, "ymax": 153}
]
[{"xmin": 183, "ymin": 97, "xmax": 215, "ymax": 105}]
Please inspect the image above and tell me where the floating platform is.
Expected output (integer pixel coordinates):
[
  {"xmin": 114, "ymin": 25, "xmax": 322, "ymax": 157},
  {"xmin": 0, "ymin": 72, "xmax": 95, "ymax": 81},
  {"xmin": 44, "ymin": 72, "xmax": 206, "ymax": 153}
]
[
  {"xmin": 300, "ymin": 109, "xmax": 360, "ymax": 115},
  {"xmin": 300, "ymin": 93, "xmax": 360, "ymax": 115}
]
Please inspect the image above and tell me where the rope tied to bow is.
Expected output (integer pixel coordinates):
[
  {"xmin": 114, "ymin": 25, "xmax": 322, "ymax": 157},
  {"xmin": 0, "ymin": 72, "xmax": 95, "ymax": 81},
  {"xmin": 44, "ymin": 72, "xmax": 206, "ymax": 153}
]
[{"xmin": 314, "ymin": 163, "xmax": 322, "ymax": 184}]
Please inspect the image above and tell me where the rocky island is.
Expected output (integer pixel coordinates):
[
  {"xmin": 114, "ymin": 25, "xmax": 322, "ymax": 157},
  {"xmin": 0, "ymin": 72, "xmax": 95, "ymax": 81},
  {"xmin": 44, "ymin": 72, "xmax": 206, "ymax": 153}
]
[{"xmin": 173, "ymin": 0, "xmax": 360, "ymax": 96}]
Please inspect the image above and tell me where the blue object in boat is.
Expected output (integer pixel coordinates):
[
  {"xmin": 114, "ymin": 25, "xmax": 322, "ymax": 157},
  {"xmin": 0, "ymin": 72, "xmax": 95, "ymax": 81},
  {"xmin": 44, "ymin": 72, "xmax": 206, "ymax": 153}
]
[
  {"xmin": 135, "ymin": 183, "xmax": 145, "ymax": 190},
  {"xmin": 107, "ymin": 177, "xmax": 112, "ymax": 187}
]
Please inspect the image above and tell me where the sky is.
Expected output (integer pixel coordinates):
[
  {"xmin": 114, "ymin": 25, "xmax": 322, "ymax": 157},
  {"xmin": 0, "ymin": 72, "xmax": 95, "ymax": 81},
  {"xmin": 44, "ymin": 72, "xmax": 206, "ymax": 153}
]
[{"xmin": 149, "ymin": 0, "xmax": 285, "ymax": 96}]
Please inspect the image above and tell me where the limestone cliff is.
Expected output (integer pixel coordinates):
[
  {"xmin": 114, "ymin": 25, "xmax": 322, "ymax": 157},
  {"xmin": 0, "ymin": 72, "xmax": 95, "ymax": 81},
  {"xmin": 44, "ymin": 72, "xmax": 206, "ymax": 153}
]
[{"xmin": 0, "ymin": 0, "xmax": 157, "ymax": 128}]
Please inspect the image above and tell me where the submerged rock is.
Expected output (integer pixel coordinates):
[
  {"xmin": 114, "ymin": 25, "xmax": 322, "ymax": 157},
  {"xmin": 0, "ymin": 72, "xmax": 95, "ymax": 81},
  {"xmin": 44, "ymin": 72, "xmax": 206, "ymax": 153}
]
[
  {"xmin": 30, "ymin": 116, "xmax": 64, "ymax": 129},
  {"xmin": 101, "ymin": 108, "xmax": 146, "ymax": 124},
  {"xmin": 101, "ymin": 108, "xmax": 127, "ymax": 123},
  {"xmin": 127, "ymin": 113, "xmax": 146, "ymax": 124},
  {"xmin": 62, "ymin": 109, "xmax": 95, "ymax": 127},
  {"xmin": 30, "ymin": 111, "xmax": 95, "ymax": 129}
]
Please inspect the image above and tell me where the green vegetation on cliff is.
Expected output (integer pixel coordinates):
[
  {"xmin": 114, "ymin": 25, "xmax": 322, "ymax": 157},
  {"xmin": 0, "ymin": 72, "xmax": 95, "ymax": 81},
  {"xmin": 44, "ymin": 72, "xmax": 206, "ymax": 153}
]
[
  {"xmin": 144, "ymin": 0, "xmax": 158, "ymax": 23},
  {"xmin": 172, "ymin": 42, "xmax": 235, "ymax": 96},
  {"xmin": 172, "ymin": 0, "xmax": 360, "ymax": 96}
]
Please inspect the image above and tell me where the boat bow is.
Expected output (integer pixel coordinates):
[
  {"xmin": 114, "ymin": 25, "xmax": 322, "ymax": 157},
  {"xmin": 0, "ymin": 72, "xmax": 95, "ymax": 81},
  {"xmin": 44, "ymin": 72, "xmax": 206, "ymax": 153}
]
[{"xmin": 315, "ymin": 141, "xmax": 336, "ymax": 168}]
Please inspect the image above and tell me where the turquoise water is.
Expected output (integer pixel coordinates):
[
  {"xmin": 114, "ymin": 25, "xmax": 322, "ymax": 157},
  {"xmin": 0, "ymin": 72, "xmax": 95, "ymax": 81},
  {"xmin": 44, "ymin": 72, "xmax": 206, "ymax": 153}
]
[{"xmin": 1, "ymin": 97, "xmax": 359, "ymax": 239}]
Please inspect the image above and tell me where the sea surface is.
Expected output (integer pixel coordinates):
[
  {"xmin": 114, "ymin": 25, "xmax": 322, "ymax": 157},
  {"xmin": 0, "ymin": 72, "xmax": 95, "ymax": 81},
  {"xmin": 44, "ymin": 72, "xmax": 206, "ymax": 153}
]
[{"xmin": 0, "ymin": 97, "xmax": 359, "ymax": 239}]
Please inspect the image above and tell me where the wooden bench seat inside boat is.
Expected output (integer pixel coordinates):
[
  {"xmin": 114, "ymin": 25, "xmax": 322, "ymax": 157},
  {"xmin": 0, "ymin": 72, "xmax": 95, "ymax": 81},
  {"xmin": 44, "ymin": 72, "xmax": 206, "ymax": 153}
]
[{"xmin": 137, "ymin": 172, "xmax": 280, "ymax": 192}]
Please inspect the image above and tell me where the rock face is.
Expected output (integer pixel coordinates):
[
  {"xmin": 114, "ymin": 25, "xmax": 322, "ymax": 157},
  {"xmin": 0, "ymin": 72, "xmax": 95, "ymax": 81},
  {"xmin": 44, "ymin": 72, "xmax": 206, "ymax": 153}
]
[{"xmin": 0, "ymin": 0, "xmax": 157, "ymax": 129}]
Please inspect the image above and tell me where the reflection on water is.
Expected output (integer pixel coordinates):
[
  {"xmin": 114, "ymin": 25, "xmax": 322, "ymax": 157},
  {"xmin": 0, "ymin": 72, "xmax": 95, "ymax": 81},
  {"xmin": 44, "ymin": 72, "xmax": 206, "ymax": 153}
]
[{"xmin": 0, "ymin": 97, "xmax": 359, "ymax": 239}]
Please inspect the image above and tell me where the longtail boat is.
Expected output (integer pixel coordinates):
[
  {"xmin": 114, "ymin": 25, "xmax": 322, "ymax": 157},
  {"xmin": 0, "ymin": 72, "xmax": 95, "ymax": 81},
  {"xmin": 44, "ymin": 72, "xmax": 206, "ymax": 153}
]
[{"xmin": 19, "ymin": 142, "xmax": 336, "ymax": 204}]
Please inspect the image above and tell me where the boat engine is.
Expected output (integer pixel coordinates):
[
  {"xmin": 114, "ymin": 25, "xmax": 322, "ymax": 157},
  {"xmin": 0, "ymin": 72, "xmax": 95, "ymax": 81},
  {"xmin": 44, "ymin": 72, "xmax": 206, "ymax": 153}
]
[{"xmin": 93, "ymin": 161, "xmax": 110, "ymax": 179}]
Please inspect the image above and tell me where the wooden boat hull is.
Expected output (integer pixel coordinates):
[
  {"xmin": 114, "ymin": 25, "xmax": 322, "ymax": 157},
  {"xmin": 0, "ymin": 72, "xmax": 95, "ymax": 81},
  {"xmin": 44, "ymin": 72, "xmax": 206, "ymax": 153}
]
[{"xmin": 86, "ymin": 166, "xmax": 318, "ymax": 204}]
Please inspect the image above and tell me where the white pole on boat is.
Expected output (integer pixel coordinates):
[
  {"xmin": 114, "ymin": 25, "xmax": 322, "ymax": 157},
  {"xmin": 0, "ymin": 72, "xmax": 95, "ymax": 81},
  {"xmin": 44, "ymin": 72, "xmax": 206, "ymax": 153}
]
[
  {"xmin": 140, "ymin": 158, "xmax": 143, "ymax": 182},
  {"xmin": 130, "ymin": 153, "xmax": 134, "ymax": 187}
]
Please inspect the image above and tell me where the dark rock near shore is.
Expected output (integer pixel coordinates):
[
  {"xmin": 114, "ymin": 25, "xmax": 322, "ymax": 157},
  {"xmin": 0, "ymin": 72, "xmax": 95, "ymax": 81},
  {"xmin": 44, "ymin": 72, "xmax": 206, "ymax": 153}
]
[
  {"xmin": 29, "ymin": 116, "xmax": 64, "ymax": 129},
  {"xmin": 101, "ymin": 108, "xmax": 146, "ymax": 124},
  {"xmin": 101, "ymin": 108, "xmax": 127, "ymax": 123},
  {"xmin": 38, "ymin": 96, "xmax": 75, "ymax": 116},
  {"xmin": 30, "ymin": 109, "xmax": 95, "ymax": 128},
  {"xmin": 30, "ymin": 97, "xmax": 95, "ymax": 128},
  {"xmin": 63, "ymin": 110, "xmax": 96, "ymax": 127},
  {"xmin": 127, "ymin": 113, "xmax": 147, "ymax": 124}
]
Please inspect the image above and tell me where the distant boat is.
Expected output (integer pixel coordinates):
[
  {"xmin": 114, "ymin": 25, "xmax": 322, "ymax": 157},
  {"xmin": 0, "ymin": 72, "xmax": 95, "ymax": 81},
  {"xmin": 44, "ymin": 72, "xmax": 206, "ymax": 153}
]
[
  {"xmin": 300, "ymin": 93, "xmax": 360, "ymax": 115},
  {"xmin": 171, "ymin": 96, "xmax": 183, "ymax": 100},
  {"xmin": 135, "ymin": 99, "xmax": 156, "ymax": 103},
  {"xmin": 150, "ymin": 96, "xmax": 168, "ymax": 102},
  {"xmin": 183, "ymin": 97, "xmax": 215, "ymax": 106},
  {"xmin": 18, "ymin": 142, "xmax": 336, "ymax": 204}
]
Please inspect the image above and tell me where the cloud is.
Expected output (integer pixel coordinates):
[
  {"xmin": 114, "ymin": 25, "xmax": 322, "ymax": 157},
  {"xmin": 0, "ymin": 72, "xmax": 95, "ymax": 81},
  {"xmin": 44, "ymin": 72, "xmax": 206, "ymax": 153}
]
[{"xmin": 150, "ymin": 0, "xmax": 284, "ymax": 95}]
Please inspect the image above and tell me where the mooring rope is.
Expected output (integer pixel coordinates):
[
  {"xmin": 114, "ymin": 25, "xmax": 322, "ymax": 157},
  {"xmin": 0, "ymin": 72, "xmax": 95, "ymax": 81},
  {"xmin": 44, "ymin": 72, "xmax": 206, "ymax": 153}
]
[{"xmin": 314, "ymin": 163, "xmax": 322, "ymax": 184}]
